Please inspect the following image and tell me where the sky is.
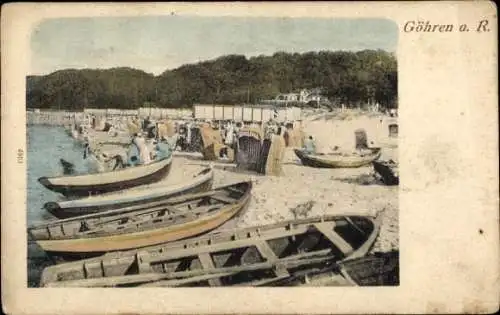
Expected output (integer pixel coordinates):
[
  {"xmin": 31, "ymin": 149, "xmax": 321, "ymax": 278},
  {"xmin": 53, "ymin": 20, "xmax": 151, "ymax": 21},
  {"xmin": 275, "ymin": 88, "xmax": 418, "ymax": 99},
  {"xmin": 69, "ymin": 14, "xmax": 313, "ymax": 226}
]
[{"xmin": 30, "ymin": 16, "xmax": 398, "ymax": 76}]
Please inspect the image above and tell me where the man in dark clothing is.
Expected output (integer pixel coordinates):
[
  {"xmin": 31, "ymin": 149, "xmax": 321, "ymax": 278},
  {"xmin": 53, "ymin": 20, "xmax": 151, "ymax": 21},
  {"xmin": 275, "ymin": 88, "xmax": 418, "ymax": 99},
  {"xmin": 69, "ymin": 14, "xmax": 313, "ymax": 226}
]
[{"xmin": 143, "ymin": 116, "xmax": 150, "ymax": 131}]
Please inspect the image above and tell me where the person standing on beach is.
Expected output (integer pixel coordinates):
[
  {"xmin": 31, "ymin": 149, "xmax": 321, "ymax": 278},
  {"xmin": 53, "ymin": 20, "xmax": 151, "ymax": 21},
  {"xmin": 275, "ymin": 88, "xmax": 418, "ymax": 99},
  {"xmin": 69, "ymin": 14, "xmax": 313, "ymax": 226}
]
[
  {"xmin": 283, "ymin": 128, "xmax": 290, "ymax": 147},
  {"xmin": 135, "ymin": 133, "xmax": 151, "ymax": 165},
  {"xmin": 186, "ymin": 121, "xmax": 192, "ymax": 147},
  {"xmin": 224, "ymin": 122, "xmax": 234, "ymax": 147},
  {"xmin": 127, "ymin": 133, "xmax": 141, "ymax": 166},
  {"xmin": 264, "ymin": 119, "xmax": 277, "ymax": 140},
  {"xmin": 256, "ymin": 120, "xmax": 275, "ymax": 173},
  {"xmin": 177, "ymin": 125, "xmax": 187, "ymax": 151},
  {"xmin": 234, "ymin": 122, "xmax": 242, "ymax": 136}
]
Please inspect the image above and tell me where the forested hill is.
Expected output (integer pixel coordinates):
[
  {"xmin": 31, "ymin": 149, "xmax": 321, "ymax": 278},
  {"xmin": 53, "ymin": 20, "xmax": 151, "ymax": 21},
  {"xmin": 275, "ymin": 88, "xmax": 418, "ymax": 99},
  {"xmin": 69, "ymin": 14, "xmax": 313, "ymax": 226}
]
[
  {"xmin": 26, "ymin": 50, "xmax": 397, "ymax": 110},
  {"xmin": 27, "ymin": 68, "xmax": 156, "ymax": 110}
]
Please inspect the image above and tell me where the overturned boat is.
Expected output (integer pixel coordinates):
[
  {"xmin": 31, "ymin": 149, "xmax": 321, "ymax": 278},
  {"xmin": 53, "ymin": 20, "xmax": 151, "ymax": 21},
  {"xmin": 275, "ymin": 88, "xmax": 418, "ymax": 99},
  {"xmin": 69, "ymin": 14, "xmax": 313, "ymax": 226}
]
[
  {"xmin": 372, "ymin": 160, "xmax": 399, "ymax": 185},
  {"xmin": 29, "ymin": 181, "xmax": 252, "ymax": 259},
  {"xmin": 39, "ymin": 214, "xmax": 380, "ymax": 287},
  {"xmin": 38, "ymin": 155, "xmax": 173, "ymax": 198},
  {"xmin": 44, "ymin": 167, "xmax": 214, "ymax": 219},
  {"xmin": 294, "ymin": 148, "xmax": 381, "ymax": 168}
]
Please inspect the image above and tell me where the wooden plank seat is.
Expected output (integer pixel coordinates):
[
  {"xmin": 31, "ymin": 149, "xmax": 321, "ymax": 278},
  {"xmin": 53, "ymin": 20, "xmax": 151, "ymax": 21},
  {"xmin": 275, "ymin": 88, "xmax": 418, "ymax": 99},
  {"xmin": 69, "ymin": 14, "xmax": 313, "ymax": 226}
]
[
  {"xmin": 210, "ymin": 194, "xmax": 238, "ymax": 204},
  {"xmin": 139, "ymin": 272, "xmax": 234, "ymax": 287},
  {"xmin": 313, "ymin": 223, "xmax": 353, "ymax": 255},
  {"xmin": 255, "ymin": 240, "xmax": 290, "ymax": 278},
  {"xmin": 227, "ymin": 186, "xmax": 246, "ymax": 195},
  {"xmin": 198, "ymin": 253, "xmax": 222, "ymax": 286}
]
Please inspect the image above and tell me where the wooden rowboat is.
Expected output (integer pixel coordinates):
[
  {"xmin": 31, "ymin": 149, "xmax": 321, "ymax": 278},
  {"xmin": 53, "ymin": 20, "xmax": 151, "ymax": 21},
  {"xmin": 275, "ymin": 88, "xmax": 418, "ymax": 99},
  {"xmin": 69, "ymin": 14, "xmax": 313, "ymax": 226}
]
[
  {"xmin": 38, "ymin": 155, "xmax": 173, "ymax": 198},
  {"xmin": 372, "ymin": 160, "xmax": 399, "ymax": 185},
  {"xmin": 39, "ymin": 215, "xmax": 380, "ymax": 287},
  {"xmin": 44, "ymin": 167, "xmax": 214, "ymax": 219},
  {"xmin": 29, "ymin": 181, "xmax": 252, "ymax": 258},
  {"xmin": 294, "ymin": 148, "xmax": 381, "ymax": 168}
]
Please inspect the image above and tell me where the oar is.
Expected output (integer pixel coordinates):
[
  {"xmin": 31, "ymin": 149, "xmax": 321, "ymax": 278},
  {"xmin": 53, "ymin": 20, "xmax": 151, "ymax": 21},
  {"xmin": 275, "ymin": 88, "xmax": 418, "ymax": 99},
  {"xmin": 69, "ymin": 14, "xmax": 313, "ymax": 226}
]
[{"xmin": 137, "ymin": 272, "xmax": 235, "ymax": 287}]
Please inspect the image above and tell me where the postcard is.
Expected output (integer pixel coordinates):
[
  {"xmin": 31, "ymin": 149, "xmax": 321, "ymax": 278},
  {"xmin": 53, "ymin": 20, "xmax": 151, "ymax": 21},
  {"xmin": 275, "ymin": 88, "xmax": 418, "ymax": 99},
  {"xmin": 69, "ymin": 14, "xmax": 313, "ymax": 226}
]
[{"xmin": 1, "ymin": 2, "xmax": 498, "ymax": 314}]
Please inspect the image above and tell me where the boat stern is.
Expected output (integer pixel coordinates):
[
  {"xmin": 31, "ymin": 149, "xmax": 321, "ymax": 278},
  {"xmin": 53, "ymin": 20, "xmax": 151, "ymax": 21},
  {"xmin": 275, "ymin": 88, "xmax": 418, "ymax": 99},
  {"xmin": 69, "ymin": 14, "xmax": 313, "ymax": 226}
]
[
  {"xmin": 343, "ymin": 214, "xmax": 382, "ymax": 260},
  {"xmin": 38, "ymin": 177, "xmax": 52, "ymax": 189},
  {"xmin": 293, "ymin": 149, "xmax": 305, "ymax": 159},
  {"xmin": 43, "ymin": 201, "xmax": 61, "ymax": 216}
]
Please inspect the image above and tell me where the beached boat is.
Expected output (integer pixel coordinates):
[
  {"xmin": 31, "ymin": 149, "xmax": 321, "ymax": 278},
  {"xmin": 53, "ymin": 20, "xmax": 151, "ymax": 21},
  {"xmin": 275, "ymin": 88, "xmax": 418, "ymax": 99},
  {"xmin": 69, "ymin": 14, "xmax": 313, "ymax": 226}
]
[
  {"xmin": 38, "ymin": 155, "xmax": 173, "ymax": 198},
  {"xmin": 44, "ymin": 167, "xmax": 214, "ymax": 219},
  {"xmin": 39, "ymin": 214, "xmax": 380, "ymax": 287},
  {"xmin": 294, "ymin": 148, "xmax": 381, "ymax": 168},
  {"xmin": 28, "ymin": 182, "xmax": 252, "ymax": 259},
  {"xmin": 372, "ymin": 160, "xmax": 399, "ymax": 185}
]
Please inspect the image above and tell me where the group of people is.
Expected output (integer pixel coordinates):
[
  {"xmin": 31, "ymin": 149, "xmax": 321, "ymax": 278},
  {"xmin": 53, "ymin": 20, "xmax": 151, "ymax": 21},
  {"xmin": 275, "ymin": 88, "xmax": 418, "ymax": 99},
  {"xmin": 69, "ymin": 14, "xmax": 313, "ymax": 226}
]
[
  {"xmin": 81, "ymin": 120, "xmax": 173, "ymax": 174},
  {"xmin": 126, "ymin": 132, "xmax": 172, "ymax": 167},
  {"xmin": 82, "ymin": 144, "xmax": 120, "ymax": 174},
  {"xmin": 146, "ymin": 116, "xmax": 318, "ymax": 157},
  {"xmin": 79, "ymin": 113, "xmax": 318, "ymax": 174}
]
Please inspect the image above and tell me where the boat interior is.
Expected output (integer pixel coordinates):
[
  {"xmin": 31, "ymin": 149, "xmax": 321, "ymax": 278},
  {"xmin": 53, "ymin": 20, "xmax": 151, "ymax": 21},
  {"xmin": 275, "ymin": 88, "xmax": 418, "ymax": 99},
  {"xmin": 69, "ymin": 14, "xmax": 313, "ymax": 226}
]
[
  {"xmin": 42, "ymin": 216, "xmax": 375, "ymax": 287},
  {"xmin": 29, "ymin": 182, "xmax": 250, "ymax": 240}
]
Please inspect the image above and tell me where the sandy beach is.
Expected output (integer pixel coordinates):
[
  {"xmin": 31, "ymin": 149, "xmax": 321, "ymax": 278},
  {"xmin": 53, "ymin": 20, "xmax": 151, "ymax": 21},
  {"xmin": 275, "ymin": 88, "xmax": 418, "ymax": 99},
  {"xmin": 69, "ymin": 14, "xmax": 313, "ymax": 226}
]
[
  {"xmin": 144, "ymin": 111, "xmax": 399, "ymax": 254},
  {"xmin": 26, "ymin": 110, "xmax": 398, "ymax": 288}
]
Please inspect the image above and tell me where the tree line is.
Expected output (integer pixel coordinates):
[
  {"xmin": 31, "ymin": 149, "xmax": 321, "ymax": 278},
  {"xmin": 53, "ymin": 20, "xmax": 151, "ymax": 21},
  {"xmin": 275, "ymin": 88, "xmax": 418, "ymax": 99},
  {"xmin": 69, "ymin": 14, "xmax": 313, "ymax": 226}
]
[{"xmin": 26, "ymin": 49, "xmax": 397, "ymax": 110}]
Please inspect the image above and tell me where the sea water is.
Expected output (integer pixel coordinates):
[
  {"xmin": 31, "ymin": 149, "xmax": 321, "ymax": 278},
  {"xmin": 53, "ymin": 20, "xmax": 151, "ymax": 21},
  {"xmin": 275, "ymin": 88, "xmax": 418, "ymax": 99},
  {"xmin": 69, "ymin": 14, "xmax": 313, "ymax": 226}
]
[{"xmin": 27, "ymin": 125, "xmax": 89, "ymax": 287}]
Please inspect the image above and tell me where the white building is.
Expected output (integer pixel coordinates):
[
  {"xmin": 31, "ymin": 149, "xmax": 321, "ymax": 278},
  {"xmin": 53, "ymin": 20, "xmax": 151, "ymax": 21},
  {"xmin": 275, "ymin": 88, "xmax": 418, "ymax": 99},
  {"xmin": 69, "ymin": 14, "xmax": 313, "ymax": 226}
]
[
  {"xmin": 274, "ymin": 93, "xmax": 299, "ymax": 102},
  {"xmin": 265, "ymin": 88, "xmax": 329, "ymax": 105}
]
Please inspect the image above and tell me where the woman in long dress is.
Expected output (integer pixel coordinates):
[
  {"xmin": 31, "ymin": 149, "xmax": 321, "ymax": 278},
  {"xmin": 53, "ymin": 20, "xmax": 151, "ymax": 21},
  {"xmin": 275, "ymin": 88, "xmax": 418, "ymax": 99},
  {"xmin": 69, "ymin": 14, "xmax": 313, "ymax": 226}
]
[{"xmin": 134, "ymin": 133, "xmax": 151, "ymax": 165}]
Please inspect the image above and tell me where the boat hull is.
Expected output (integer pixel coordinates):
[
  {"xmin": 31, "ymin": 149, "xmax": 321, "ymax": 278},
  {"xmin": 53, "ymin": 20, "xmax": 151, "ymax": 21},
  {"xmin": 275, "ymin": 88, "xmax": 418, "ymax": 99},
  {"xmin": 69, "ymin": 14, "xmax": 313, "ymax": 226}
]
[
  {"xmin": 32, "ymin": 184, "xmax": 252, "ymax": 258},
  {"xmin": 44, "ymin": 169, "xmax": 213, "ymax": 219},
  {"xmin": 372, "ymin": 161, "xmax": 399, "ymax": 185},
  {"xmin": 38, "ymin": 157, "xmax": 173, "ymax": 198},
  {"xmin": 294, "ymin": 148, "xmax": 381, "ymax": 168}
]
